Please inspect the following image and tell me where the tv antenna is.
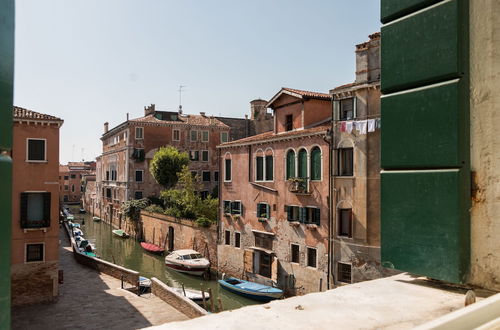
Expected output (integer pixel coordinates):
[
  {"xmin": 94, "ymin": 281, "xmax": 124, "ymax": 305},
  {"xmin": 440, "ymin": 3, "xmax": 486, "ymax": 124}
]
[{"xmin": 178, "ymin": 85, "xmax": 186, "ymax": 113}]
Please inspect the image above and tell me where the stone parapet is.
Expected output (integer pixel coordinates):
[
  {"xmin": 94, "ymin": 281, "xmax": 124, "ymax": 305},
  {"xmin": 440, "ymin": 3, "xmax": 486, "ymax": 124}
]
[{"xmin": 151, "ymin": 277, "xmax": 207, "ymax": 318}]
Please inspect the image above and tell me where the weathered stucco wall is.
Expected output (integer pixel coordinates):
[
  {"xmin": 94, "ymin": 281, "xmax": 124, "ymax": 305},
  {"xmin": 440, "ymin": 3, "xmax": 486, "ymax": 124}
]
[{"xmin": 469, "ymin": 0, "xmax": 500, "ymax": 291}]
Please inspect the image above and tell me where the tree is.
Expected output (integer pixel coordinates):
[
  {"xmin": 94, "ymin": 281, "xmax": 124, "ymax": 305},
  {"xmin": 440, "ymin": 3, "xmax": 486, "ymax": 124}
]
[{"xmin": 150, "ymin": 146, "xmax": 190, "ymax": 188}]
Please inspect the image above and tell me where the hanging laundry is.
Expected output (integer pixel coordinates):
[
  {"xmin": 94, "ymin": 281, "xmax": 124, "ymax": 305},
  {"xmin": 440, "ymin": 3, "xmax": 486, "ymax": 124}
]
[
  {"xmin": 356, "ymin": 120, "xmax": 368, "ymax": 134},
  {"xmin": 367, "ymin": 119, "xmax": 376, "ymax": 132},
  {"xmin": 340, "ymin": 121, "xmax": 347, "ymax": 132},
  {"xmin": 375, "ymin": 118, "xmax": 381, "ymax": 129},
  {"xmin": 346, "ymin": 121, "xmax": 353, "ymax": 133}
]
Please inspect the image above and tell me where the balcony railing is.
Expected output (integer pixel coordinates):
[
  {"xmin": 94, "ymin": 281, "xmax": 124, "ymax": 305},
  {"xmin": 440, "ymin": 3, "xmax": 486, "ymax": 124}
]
[{"xmin": 287, "ymin": 177, "xmax": 310, "ymax": 194}]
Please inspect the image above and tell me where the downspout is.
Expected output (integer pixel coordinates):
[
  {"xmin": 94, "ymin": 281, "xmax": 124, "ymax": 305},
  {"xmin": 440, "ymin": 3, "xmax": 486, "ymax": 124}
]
[
  {"xmin": 217, "ymin": 146, "xmax": 221, "ymax": 274},
  {"xmin": 0, "ymin": 1, "xmax": 14, "ymax": 328}
]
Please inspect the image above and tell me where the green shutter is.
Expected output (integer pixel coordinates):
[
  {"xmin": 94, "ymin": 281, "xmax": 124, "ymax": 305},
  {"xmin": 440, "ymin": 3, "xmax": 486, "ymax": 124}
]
[
  {"xmin": 286, "ymin": 150, "xmax": 296, "ymax": 179},
  {"xmin": 299, "ymin": 207, "xmax": 306, "ymax": 223},
  {"xmin": 314, "ymin": 208, "xmax": 321, "ymax": 225},
  {"xmin": 266, "ymin": 204, "xmax": 270, "ymax": 219},
  {"xmin": 256, "ymin": 157, "xmax": 263, "ymax": 181},
  {"xmin": 298, "ymin": 149, "xmax": 307, "ymax": 178},
  {"xmin": 286, "ymin": 205, "xmax": 291, "ymax": 221},
  {"xmin": 310, "ymin": 147, "xmax": 321, "ymax": 180},
  {"xmin": 265, "ymin": 156, "xmax": 273, "ymax": 181}
]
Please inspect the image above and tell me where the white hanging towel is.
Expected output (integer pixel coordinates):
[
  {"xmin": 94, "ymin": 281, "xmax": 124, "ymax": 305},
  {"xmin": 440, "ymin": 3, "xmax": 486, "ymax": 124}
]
[
  {"xmin": 346, "ymin": 121, "xmax": 354, "ymax": 133},
  {"xmin": 356, "ymin": 120, "xmax": 367, "ymax": 134},
  {"xmin": 368, "ymin": 119, "xmax": 376, "ymax": 132}
]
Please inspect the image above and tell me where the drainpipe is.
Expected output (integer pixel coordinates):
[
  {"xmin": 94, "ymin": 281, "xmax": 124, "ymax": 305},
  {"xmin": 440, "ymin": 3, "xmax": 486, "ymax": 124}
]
[{"xmin": 0, "ymin": 1, "xmax": 14, "ymax": 328}]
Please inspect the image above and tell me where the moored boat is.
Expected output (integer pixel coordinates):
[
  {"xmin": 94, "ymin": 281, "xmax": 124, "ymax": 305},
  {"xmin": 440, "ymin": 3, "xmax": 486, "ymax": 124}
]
[
  {"xmin": 218, "ymin": 277, "xmax": 283, "ymax": 302},
  {"xmin": 140, "ymin": 242, "xmax": 165, "ymax": 255},
  {"xmin": 112, "ymin": 229, "xmax": 129, "ymax": 238},
  {"xmin": 164, "ymin": 249, "xmax": 210, "ymax": 276},
  {"xmin": 79, "ymin": 208, "xmax": 86, "ymax": 214},
  {"xmin": 173, "ymin": 287, "xmax": 209, "ymax": 303},
  {"xmin": 92, "ymin": 216, "xmax": 101, "ymax": 222}
]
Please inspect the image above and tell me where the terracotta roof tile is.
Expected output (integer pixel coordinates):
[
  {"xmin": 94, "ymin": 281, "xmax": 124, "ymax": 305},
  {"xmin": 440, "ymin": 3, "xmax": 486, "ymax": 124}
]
[
  {"xmin": 129, "ymin": 114, "xmax": 229, "ymax": 128},
  {"xmin": 281, "ymin": 87, "xmax": 332, "ymax": 100},
  {"xmin": 220, "ymin": 124, "xmax": 330, "ymax": 147},
  {"xmin": 59, "ymin": 165, "xmax": 69, "ymax": 172},
  {"xmin": 13, "ymin": 106, "xmax": 62, "ymax": 122},
  {"xmin": 330, "ymin": 82, "xmax": 362, "ymax": 91}
]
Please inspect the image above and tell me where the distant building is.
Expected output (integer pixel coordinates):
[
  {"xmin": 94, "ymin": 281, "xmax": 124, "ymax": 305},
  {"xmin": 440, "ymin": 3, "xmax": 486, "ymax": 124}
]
[
  {"xmin": 95, "ymin": 104, "xmax": 266, "ymax": 228},
  {"xmin": 58, "ymin": 161, "xmax": 95, "ymax": 204},
  {"xmin": 217, "ymin": 87, "xmax": 332, "ymax": 295},
  {"xmin": 81, "ymin": 172, "xmax": 96, "ymax": 214},
  {"xmin": 11, "ymin": 106, "xmax": 63, "ymax": 306}
]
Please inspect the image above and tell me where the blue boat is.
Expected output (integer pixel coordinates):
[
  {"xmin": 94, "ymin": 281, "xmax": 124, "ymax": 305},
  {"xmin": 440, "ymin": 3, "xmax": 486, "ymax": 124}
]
[{"xmin": 218, "ymin": 277, "xmax": 283, "ymax": 302}]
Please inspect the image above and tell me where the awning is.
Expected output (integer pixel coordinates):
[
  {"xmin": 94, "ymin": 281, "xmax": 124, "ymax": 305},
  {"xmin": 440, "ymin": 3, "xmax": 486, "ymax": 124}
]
[{"xmin": 248, "ymin": 246, "xmax": 275, "ymax": 255}]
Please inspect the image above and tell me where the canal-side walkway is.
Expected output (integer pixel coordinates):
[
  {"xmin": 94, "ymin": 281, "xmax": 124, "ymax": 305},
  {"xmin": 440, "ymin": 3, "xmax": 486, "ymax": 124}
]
[{"xmin": 12, "ymin": 228, "xmax": 188, "ymax": 330}]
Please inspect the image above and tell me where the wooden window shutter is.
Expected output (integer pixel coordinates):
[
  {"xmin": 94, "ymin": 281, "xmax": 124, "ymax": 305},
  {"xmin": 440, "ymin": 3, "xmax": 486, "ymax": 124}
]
[
  {"xmin": 266, "ymin": 204, "xmax": 270, "ymax": 219},
  {"xmin": 244, "ymin": 249, "xmax": 254, "ymax": 273},
  {"xmin": 314, "ymin": 208, "xmax": 321, "ymax": 225},
  {"xmin": 299, "ymin": 207, "xmax": 306, "ymax": 223},
  {"xmin": 333, "ymin": 100, "xmax": 340, "ymax": 121},
  {"xmin": 20, "ymin": 192, "xmax": 28, "ymax": 227}
]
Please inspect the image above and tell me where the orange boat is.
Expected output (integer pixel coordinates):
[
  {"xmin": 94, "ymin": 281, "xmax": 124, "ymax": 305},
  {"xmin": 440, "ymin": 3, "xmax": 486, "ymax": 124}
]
[{"xmin": 140, "ymin": 242, "xmax": 165, "ymax": 255}]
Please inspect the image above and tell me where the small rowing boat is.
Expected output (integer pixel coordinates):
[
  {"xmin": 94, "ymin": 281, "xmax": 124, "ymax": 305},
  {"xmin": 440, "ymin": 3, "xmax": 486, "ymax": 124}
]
[
  {"xmin": 218, "ymin": 277, "xmax": 283, "ymax": 302},
  {"xmin": 112, "ymin": 229, "xmax": 129, "ymax": 238},
  {"xmin": 140, "ymin": 242, "xmax": 165, "ymax": 255},
  {"xmin": 173, "ymin": 287, "xmax": 209, "ymax": 303},
  {"xmin": 92, "ymin": 216, "xmax": 101, "ymax": 222}
]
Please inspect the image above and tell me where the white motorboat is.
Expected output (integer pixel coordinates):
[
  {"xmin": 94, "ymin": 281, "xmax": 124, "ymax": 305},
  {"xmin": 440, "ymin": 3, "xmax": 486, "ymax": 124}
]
[{"xmin": 164, "ymin": 249, "xmax": 210, "ymax": 276}]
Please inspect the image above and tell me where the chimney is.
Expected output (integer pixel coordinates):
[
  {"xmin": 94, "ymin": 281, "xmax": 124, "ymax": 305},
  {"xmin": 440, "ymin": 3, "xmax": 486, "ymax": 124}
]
[
  {"xmin": 250, "ymin": 99, "xmax": 268, "ymax": 120},
  {"xmin": 104, "ymin": 122, "xmax": 109, "ymax": 133},
  {"xmin": 126, "ymin": 113, "xmax": 129, "ymax": 121},
  {"xmin": 144, "ymin": 104, "xmax": 155, "ymax": 117},
  {"xmin": 200, "ymin": 112, "xmax": 206, "ymax": 116}
]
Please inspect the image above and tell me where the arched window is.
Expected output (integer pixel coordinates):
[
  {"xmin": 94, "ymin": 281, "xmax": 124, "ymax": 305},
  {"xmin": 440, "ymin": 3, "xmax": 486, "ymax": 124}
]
[
  {"xmin": 310, "ymin": 147, "xmax": 321, "ymax": 180},
  {"xmin": 298, "ymin": 149, "xmax": 308, "ymax": 178},
  {"xmin": 286, "ymin": 150, "xmax": 296, "ymax": 179},
  {"xmin": 255, "ymin": 149, "xmax": 274, "ymax": 181},
  {"xmin": 224, "ymin": 152, "xmax": 232, "ymax": 181}
]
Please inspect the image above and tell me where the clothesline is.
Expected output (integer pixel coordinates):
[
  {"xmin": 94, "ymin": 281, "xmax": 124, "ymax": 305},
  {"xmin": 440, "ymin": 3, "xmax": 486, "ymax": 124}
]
[{"xmin": 337, "ymin": 118, "xmax": 381, "ymax": 134}]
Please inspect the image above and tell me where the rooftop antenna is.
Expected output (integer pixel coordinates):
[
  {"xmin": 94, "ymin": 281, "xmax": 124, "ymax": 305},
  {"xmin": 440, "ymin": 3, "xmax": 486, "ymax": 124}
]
[{"xmin": 178, "ymin": 85, "xmax": 186, "ymax": 114}]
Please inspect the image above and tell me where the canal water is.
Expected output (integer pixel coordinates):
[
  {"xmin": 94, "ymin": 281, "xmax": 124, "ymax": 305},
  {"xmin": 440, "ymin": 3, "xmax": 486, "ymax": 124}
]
[{"xmin": 70, "ymin": 208, "xmax": 258, "ymax": 311}]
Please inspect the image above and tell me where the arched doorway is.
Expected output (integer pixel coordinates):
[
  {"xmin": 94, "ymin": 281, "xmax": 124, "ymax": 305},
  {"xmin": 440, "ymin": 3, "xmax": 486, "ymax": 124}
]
[{"xmin": 168, "ymin": 226, "xmax": 174, "ymax": 251}]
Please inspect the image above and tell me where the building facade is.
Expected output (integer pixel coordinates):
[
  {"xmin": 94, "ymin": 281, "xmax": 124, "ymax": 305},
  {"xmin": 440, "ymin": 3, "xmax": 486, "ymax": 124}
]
[
  {"xmin": 58, "ymin": 161, "xmax": 95, "ymax": 204},
  {"xmin": 95, "ymin": 104, "xmax": 261, "ymax": 229},
  {"xmin": 11, "ymin": 106, "xmax": 63, "ymax": 306},
  {"xmin": 218, "ymin": 88, "xmax": 332, "ymax": 295},
  {"xmin": 329, "ymin": 33, "xmax": 390, "ymax": 285}
]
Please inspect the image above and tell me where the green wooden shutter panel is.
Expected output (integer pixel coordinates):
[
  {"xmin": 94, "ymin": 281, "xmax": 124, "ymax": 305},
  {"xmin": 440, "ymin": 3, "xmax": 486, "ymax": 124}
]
[
  {"xmin": 310, "ymin": 147, "xmax": 321, "ymax": 180},
  {"xmin": 298, "ymin": 150, "xmax": 307, "ymax": 178},
  {"xmin": 286, "ymin": 151, "xmax": 295, "ymax": 179},
  {"xmin": 314, "ymin": 208, "xmax": 321, "ymax": 225},
  {"xmin": 265, "ymin": 155, "xmax": 273, "ymax": 181},
  {"xmin": 256, "ymin": 157, "xmax": 263, "ymax": 181}
]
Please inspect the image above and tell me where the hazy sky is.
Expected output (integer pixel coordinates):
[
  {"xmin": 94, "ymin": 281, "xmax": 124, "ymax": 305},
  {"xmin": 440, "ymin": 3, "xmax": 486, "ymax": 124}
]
[{"xmin": 14, "ymin": 0, "xmax": 380, "ymax": 164}]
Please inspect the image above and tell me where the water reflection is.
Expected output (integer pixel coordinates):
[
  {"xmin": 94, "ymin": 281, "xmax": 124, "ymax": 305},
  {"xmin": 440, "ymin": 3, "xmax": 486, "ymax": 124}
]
[{"xmin": 72, "ymin": 209, "xmax": 258, "ymax": 311}]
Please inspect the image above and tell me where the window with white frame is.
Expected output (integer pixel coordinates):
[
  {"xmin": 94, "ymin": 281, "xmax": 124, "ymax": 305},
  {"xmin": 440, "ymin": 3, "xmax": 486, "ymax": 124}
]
[
  {"xmin": 189, "ymin": 150, "xmax": 199, "ymax": 161},
  {"xmin": 26, "ymin": 243, "xmax": 44, "ymax": 262},
  {"xmin": 257, "ymin": 202, "xmax": 270, "ymax": 219},
  {"xmin": 307, "ymin": 247, "xmax": 317, "ymax": 268},
  {"xmin": 231, "ymin": 201, "xmax": 241, "ymax": 215},
  {"xmin": 338, "ymin": 208, "xmax": 352, "ymax": 237},
  {"xmin": 225, "ymin": 230, "xmax": 231, "ymax": 245},
  {"xmin": 255, "ymin": 150, "xmax": 273, "ymax": 182},
  {"xmin": 27, "ymin": 138, "xmax": 46, "ymax": 161},
  {"xmin": 223, "ymin": 200, "xmax": 231, "ymax": 215},
  {"xmin": 339, "ymin": 97, "xmax": 355, "ymax": 121},
  {"xmin": 202, "ymin": 171, "xmax": 210, "ymax": 182},
  {"xmin": 135, "ymin": 127, "xmax": 144, "ymax": 139},
  {"xmin": 173, "ymin": 129, "xmax": 180, "ymax": 141},
  {"xmin": 202, "ymin": 150, "xmax": 209, "ymax": 162},
  {"xmin": 224, "ymin": 158, "xmax": 231, "ymax": 181},
  {"xmin": 135, "ymin": 170, "xmax": 143, "ymax": 182},
  {"xmin": 20, "ymin": 192, "xmax": 51, "ymax": 228},
  {"xmin": 190, "ymin": 130, "xmax": 198, "ymax": 142},
  {"xmin": 201, "ymin": 130, "xmax": 209, "ymax": 142},
  {"xmin": 220, "ymin": 132, "xmax": 228, "ymax": 143},
  {"xmin": 234, "ymin": 232, "xmax": 241, "ymax": 248}
]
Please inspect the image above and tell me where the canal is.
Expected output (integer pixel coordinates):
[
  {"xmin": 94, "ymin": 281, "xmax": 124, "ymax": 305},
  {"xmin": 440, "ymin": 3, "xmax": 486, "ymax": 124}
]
[{"xmin": 70, "ymin": 208, "xmax": 259, "ymax": 311}]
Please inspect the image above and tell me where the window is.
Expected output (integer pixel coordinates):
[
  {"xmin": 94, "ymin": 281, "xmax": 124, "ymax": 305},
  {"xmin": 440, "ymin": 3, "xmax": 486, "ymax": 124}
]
[
  {"xmin": 256, "ymin": 156, "xmax": 264, "ymax": 181},
  {"xmin": 337, "ymin": 148, "xmax": 353, "ymax": 176},
  {"xmin": 134, "ymin": 191, "xmax": 143, "ymax": 199},
  {"xmin": 310, "ymin": 147, "xmax": 321, "ymax": 180},
  {"xmin": 200, "ymin": 191, "xmax": 209, "ymax": 199},
  {"xmin": 106, "ymin": 188, "xmax": 112, "ymax": 199},
  {"xmin": 70, "ymin": 174, "xmax": 76, "ymax": 179},
  {"xmin": 135, "ymin": 170, "xmax": 143, "ymax": 182},
  {"xmin": 231, "ymin": 201, "xmax": 241, "ymax": 215},
  {"xmin": 254, "ymin": 233, "xmax": 273, "ymax": 250},
  {"xmin": 286, "ymin": 150, "xmax": 296, "ymax": 179},
  {"xmin": 305, "ymin": 207, "xmax": 321, "ymax": 225},
  {"xmin": 63, "ymin": 195, "xmax": 68, "ymax": 202},
  {"xmin": 64, "ymin": 185, "xmax": 69, "ymax": 191},
  {"xmin": 340, "ymin": 98, "xmax": 355, "ymax": 120},
  {"xmin": 64, "ymin": 175, "xmax": 68, "ymax": 180},
  {"xmin": 189, "ymin": 150, "xmax": 199, "ymax": 161},
  {"xmin": 257, "ymin": 203, "xmax": 270, "ymax": 219},
  {"xmin": 338, "ymin": 263, "xmax": 352, "ymax": 283},
  {"xmin": 109, "ymin": 164, "xmax": 117, "ymax": 181},
  {"xmin": 258, "ymin": 252, "xmax": 272, "ymax": 278},
  {"xmin": 71, "ymin": 185, "xmax": 75, "ymax": 192},
  {"xmin": 307, "ymin": 247, "xmax": 317, "ymax": 268},
  {"xmin": 338, "ymin": 208, "xmax": 352, "ymax": 237},
  {"xmin": 286, "ymin": 206, "xmax": 320, "ymax": 225},
  {"xmin": 105, "ymin": 171, "xmax": 110, "ymax": 181},
  {"xmin": 285, "ymin": 114, "xmax": 293, "ymax": 131},
  {"xmin": 173, "ymin": 129, "xmax": 180, "ymax": 141},
  {"xmin": 298, "ymin": 149, "xmax": 308, "ymax": 178},
  {"xmin": 27, "ymin": 139, "xmax": 46, "ymax": 161},
  {"xmin": 291, "ymin": 244, "xmax": 300, "ymax": 263},
  {"xmin": 20, "ymin": 192, "xmax": 51, "ymax": 228},
  {"xmin": 286, "ymin": 205, "xmax": 300, "ymax": 222},
  {"xmin": 190, "ymin": 130, "xmax": 198, "ymax": 142},
  {"xmin": 223, "ymin": 200, "xmax": 231, "ymax": 215},
  {"xmin": 202, "ymin": 130, "xmax": 209, "ymax": 142},
  {"xmin": 235, "ymin": 232, "xmax": 241, "ymax": 248},
  {"xmin": 265, "ymin": 155, "xmax": 273, "ymax": 181},
  {"xmin": 225, "ymin": 230, "xmax": 231, "ymax": 245},
  {"xmin": 26, "ymin": 243, "xmax": 44, "ymax": 262},
  {"xmin": 224, "ymin": 158, "xmax": 231, "ymax": 181},
  {"xmin": 220, "ymin": 132, "xmax": 228, "ymax": 143},
  {"xmin": 214, "ymin": 171, "xmax": 219, "ymax": 182},
  {"xmin": 202, "ymin": 150, "xmax": 209, "ymax": 162},
  {"xmin": 135, "ymin": 127, "xmax": 144, "ymax": 139},
  {"xmin": 202, "ymin": 171, "xmax": 210, "ymax": 182}
]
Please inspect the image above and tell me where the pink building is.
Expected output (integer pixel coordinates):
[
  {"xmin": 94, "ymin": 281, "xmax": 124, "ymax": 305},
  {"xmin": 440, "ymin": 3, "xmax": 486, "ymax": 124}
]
[{"xmin": 217, "ymin": 88, "xmax": 332, "ymax": 295}]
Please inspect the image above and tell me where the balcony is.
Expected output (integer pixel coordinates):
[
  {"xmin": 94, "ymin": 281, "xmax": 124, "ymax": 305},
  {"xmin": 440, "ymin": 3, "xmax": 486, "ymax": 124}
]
[{"xmin": 287, "ymin": 177, "xmax": 310, "ymax": 194}]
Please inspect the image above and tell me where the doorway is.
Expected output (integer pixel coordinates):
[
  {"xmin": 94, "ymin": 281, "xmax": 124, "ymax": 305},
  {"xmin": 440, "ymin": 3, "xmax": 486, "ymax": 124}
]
[{"xmin": 168, "ymin": 226, "xmax": 174, "ymax": 251}]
